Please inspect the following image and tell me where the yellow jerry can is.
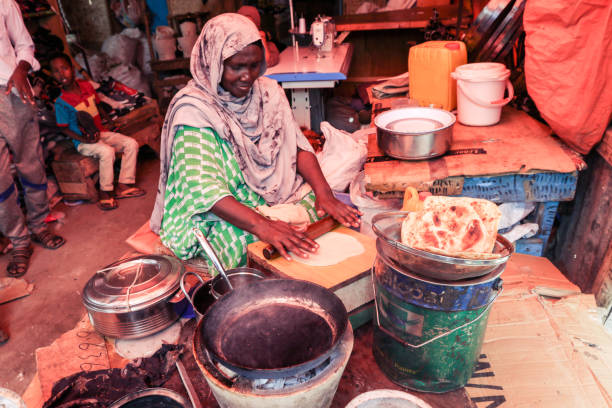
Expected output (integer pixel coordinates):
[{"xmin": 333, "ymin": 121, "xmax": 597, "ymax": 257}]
[{"xmin": 408, "ymin": 41, "xmax": 467, "ymax": 111}]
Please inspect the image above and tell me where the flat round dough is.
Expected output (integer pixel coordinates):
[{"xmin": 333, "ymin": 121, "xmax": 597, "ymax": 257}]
[{"xmin": 292, "ymin": 231, "xmax": 365, "ymax": 267}]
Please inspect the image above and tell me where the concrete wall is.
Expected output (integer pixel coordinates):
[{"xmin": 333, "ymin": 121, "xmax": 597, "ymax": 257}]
[{"xmin": 60, "ymin": 0, "xmax": 115, "ymax": 50}]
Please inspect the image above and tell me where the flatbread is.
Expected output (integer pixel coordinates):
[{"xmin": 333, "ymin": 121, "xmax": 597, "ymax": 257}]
[
  {"xmin": 423, "ymin": 196, "xmax": 501, "ymax": 253},
  {"xmin": 400, "ymin": 196, "xmax": 501, "ymax": 259}
]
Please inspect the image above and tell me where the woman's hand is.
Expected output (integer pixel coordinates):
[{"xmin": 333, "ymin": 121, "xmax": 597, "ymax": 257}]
[
  {"xmin": 295, "ymin": 150, "xmax": 362, "ymax": 229},
  {"xmin": 253, "ymin": 218, "xmax": 319, "ymax": 261},
  {"xmin": 315, "ymin": 193, "xmax": 362, "ymax": 229}
]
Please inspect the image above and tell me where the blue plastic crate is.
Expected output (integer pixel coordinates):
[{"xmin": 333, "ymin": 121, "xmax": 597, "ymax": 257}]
[
  {"xmin": 515, "ymin": 237, "xmax": 545, "ymax": 256},
  {"xmin": 514, "ymin": 232, "xmax": 552, "ymax": 257},
  {"xmin": 531, "ymin": 201, "xmax": 560, "ymax": 233},
  {"xmin": 459, "ymin": 172, "xmax": 577, "ymax": 203}
]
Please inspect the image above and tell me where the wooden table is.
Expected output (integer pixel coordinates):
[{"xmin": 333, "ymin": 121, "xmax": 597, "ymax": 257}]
[
  {"xmin": 364, "ymin": 106, "xmax": 584, "ymax": 256},
  {"xmin": 264, "ymin": 43, "xmax": 353, "ymax": 130}
]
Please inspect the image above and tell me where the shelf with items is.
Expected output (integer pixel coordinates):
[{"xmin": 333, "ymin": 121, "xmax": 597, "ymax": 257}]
[{"xmin": 141, "ymin": 0, "xmax": 206, "ymax": 114}]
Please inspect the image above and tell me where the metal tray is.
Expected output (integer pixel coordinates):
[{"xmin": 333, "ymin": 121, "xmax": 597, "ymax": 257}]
[{"xmin": 371, "ymin": 211, "xmax": 514, "ymax": 281}]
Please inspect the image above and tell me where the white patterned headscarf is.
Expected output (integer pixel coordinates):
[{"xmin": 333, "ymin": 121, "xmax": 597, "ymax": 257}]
[{"xmin": 151, "ymin": 13, "xmax": 313, "ymax": 233}]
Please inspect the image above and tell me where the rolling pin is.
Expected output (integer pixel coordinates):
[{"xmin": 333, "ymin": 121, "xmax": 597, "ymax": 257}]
[{"xmin": 262, "ymin": 216, "xmax": 339, "ymax": 260}]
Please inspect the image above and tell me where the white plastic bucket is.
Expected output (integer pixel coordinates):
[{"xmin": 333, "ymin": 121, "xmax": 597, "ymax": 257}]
[
  {"xmin": 345, "ymin": 389, "xmax": 433, "ymax": 408},
  {"xmin": 451, "ymin": 62, "xmax": 514, "ymax": 126},
  {"xmin": 153, "ymin": 38, "xmax": 177, "ymax": 61}
]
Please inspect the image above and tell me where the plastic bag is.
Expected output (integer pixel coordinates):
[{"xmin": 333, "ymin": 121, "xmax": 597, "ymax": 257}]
[
  {"xmin": 108, "ymin": 64, "xmax": 151, "ymax": 96},
  {"xmin": 524, "ymin": 0, "xmax": 612, "ymax": 154},
  {"xmin": 122, "ymin": 28, "xmax": 152, "ymax": 75},
  {"xmin": 349, "ymin": 171, "xmax": 403, "ymax": 237},
  {"xmin": 498, "ymin": 202, "xmax": 536, "ymax": 230},
  {"xmin": 101, "ymin": 34, "xmax": 139, "ymax": 67},
  {"xmin": 316, "ymin": 121, "xmax": 368, "ymax": 192}
]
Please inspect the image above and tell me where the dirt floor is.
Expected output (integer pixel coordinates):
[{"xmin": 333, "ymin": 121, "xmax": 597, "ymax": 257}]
[{"xmin": 0, "ymin": 149, "xmax": 160, "ymax": 395}]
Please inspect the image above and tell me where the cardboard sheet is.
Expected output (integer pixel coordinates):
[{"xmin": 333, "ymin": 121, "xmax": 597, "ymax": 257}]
[
  {"xmin": 501, "ymin": 253, "xmax": 581, "ymax": 298},
  {"xmin": 542, "ymin": 295, "xmax": 612, "ymax": 405},
  {"xmin": 467, "ymin": 295, "xmax": 609, "ymax": 407},
  {"xmin": 0, "ymin": 277, "xmax": 33, "ymax": 304},
  {"xmin": 365, "ymin": 107, "xmax": 578, "ymax": 193},
  {"xmin": 34, "ymin": 315, "xmax": 110, "ymax": 402},
  {"xmin": 465, "ymin": 255, "xmax": 611, "ymax": 407}
]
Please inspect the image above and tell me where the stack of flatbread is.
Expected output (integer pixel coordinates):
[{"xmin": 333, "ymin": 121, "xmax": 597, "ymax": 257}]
[{"xmin": 400, "ymin": 196, "xmax": 502, "ymax": 259}]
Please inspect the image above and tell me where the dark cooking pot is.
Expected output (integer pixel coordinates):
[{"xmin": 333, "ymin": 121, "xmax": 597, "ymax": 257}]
[
  {"xmin": 210, "ymin": 267, "xmax": 265, "ymax": 299},
  {"xmin": 197, "ymin": 278, "xmax": 348, "ymax": 379},
  {"xmin": 180, "ymin": 268, "xmax": 266, "ymax": 319},
  {"xmin": 108, "ymin": 388, "xmax": 188, "ymax": 407}
]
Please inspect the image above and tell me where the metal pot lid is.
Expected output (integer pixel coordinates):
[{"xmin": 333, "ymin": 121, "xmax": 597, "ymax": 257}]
[{"xmin": 82, "ymin": 255, "xmax": 184, "ymax": 312}]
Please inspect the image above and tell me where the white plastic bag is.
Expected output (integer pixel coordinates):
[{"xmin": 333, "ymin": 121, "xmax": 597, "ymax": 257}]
[
  {"xmin": 108, "ymin": 64, "xmax": 151, "ymax": 96},
  {"xmin": 316, "ymin": 121, "xmax": 368, "ymax": 192},
  {"xmin": 101, "ymin": 34, "xmax": 139, "ymax": 67},
  {"xmin": 498, "ymin": 202, "xmax": 536, "ymax": 230},
  {"xmin": 122, "ymin": 28, "xmax": 151, "ymax": 75},
  {"xmin": 349, "ymin": 171, "xmax": 402, "ymax": 237}
]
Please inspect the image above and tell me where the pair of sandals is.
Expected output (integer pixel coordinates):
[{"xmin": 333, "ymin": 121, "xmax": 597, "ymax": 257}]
[
  {"xmin": 7, "ymin": 230, "xmax": 65, "ymax": 278},
  {"xmin": 98, "ymin": 187, "xmax": 146, "ymax": 211}
]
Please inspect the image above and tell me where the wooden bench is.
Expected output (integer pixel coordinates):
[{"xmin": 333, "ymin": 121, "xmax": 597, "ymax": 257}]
[{"xmin": 50, "ymin": 99, "xmax": 162, "ymax": 202}]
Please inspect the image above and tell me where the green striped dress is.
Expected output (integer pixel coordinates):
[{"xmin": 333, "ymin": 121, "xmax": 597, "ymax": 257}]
[{"xmin": 160, "ymin": 125, "xmax": 318, "ymax": 272}]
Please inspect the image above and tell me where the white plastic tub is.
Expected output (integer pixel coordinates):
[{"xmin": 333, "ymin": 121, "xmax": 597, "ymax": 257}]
[
  {"xmin": 345, "ymin": 389, "xmax": 433, "ymax": 408},
  {"xmin": 451, "ymin": 63, "xmax": 514, "ymax": 126}
]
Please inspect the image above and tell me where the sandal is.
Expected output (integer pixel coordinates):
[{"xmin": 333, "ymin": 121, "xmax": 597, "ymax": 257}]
[
  {"xmin": 7, "ymin": 246, "xmax": 33, "ymax": 278},
  {"xmin": 115, "ymin": 187, "xmax": 146, "ymax": 199},
  {"xmin": 98, "ymin": 197, "xmax": 118, "ymax": 211},
  {"xmin": 31, "ymin": 229, "xmax": 65, "ymax": 250}
]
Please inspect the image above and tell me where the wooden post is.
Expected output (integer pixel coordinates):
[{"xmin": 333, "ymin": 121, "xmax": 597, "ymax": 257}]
[
  {"xmin": 554, "ymin": 151, "xmax": 612, "ymax": 305},
  {"xmin": 141, "ymin": 0, "xmax": 157, "ymax": 69}
]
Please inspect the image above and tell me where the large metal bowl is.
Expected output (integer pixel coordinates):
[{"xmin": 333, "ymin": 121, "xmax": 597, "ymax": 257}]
[
  {"xmin": 372, "ymin": 211, "xmax": 514, "ymax": 281},
  {"xmin": 374, "ymin": 107, "xmax": 455, "ymax": 160}
]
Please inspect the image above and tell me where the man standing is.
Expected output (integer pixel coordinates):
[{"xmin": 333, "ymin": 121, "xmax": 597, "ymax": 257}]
[{"xmin": 0, "ymin": 1, "xmax": 65, "ymax": 279}]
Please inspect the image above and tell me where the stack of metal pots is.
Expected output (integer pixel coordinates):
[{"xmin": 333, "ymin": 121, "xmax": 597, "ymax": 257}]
[{"xmin": 370, "ymin": 211, "xmax": 514, "ymax": 393}]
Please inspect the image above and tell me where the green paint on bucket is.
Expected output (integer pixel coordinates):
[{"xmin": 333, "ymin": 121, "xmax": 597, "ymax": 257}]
[{"xmin": 372, "ymin": 255, "xmax": 503, "ymax": 393}]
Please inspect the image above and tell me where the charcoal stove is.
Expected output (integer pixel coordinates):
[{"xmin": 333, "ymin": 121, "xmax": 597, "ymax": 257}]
[{"xmin": 193, "ymin": 321, "xmax": 354, "ymax": 408}]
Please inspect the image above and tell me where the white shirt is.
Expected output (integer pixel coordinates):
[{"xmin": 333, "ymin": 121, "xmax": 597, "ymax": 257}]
[{"xmin": 0, "ymin": 0, "xmax": 40, "ymax": 87}]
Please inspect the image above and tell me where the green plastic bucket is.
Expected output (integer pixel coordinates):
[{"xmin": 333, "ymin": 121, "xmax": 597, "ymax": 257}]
[{"xmin": 371, "ymin": 251, "xmax": 503, "ymax": 393}]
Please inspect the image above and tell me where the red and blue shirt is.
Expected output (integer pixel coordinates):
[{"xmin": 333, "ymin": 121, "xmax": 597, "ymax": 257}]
[{"xmin": 54, "ymin": 80, "xmax": 106, "ymax": 147}]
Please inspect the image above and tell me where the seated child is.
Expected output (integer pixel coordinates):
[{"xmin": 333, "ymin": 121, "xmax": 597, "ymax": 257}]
[{"xmin": 49, "ymin": 53, "xmax": 145, "ymax": 210}]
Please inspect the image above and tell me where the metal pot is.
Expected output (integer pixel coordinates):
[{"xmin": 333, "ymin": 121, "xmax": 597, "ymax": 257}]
[
  {"xmin": 82, "ymin": 255, "xmax": 186, "ymax": 339},
  {"xmin": 180, "ymin": 267, "xmax": 266, "ymax": 319},
  {"xmin": 198, "ymin": 279, "xmax": 348, "ymax": 379},
  {"xmin": 109, "ymin": 388, "xmax": 188, "ymax": 407},
  {"xmin": 374, "ymin": 107, "xmax": 455, "ymax": 160},
  {"xmin": 210, "ymin": 267, "xmax": 265, "ymax": 299},
  {"xmin": 371, "ymin": 211, "xmax": 514, "ymax": 281}
]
